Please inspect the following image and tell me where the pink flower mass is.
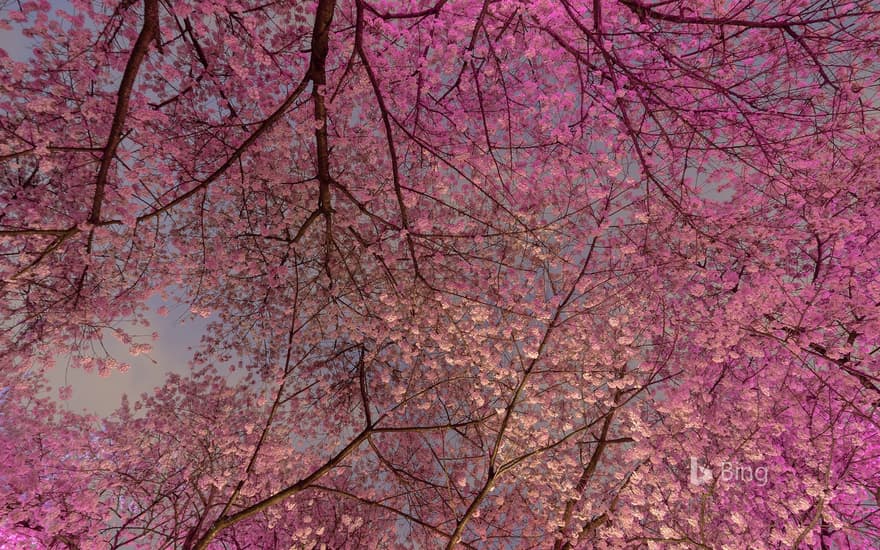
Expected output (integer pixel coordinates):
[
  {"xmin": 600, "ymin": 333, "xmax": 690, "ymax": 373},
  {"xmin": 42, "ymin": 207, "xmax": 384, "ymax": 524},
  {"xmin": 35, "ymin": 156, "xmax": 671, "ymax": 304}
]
[{"xmin": 1, "ymin": 0, "xmax": 880, "ymax": 548}]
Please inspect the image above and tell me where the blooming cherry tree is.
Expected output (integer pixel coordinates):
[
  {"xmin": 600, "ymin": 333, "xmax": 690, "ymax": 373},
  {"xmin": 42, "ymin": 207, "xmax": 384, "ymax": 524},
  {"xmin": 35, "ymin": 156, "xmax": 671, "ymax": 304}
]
[{"xmin": 2, "ymin": 0, "xmax": 880, "ymax": 548}]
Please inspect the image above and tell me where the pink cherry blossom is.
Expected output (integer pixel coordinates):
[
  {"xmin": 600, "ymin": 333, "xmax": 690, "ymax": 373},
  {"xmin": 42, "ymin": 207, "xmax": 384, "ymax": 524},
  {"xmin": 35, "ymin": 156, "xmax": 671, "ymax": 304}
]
[{"xmin": 2, "ymin": 0, "xmax": 880, "ymax": 548}]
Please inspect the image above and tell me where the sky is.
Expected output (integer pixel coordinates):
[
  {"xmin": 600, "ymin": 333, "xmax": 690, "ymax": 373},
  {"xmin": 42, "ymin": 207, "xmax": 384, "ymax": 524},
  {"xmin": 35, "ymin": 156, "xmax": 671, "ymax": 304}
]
[{"xmin": 44, "ymin": 300, "xmax": 207, "ymax": 416}]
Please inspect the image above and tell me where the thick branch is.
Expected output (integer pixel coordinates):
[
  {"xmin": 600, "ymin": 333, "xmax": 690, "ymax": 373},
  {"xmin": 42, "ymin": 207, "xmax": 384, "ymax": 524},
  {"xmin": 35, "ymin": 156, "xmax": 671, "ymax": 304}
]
[
  {"xmin": 553, "ymin": 405, "xmax": 618, "ymax": 550},
  {"xmin": 309, "ymin": 0, "xmax": 337, "ymax": 258},
  {"xmin": 188, "ymin": 426, "xmax": 371, "ymax": 550},
  {"xmin": 617, "ymin": 0, "xmax": 876, "ymax": 29},
  {"xmin": 355, "ymin": 0, "xmax": 424, "ymax": 280},
  {"xmin": 137, "ymin": 73, "xmax": 312, "ymax": 222},
  {"xmin": 89, "ymin": 0, "xmax": 158, "ymax": 224}
]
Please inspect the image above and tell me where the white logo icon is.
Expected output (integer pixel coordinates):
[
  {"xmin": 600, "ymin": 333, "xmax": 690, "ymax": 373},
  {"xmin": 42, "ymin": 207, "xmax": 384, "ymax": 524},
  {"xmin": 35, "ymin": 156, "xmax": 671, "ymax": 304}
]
[{"xmin": 689, "ymin": 457, "xmax": 713, "ymax": 486}]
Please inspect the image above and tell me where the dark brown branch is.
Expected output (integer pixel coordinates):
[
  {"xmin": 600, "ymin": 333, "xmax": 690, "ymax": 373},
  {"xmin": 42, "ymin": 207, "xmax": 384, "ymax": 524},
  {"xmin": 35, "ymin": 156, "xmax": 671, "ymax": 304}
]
[
  {"xmin": 618, "ymin": 0, "xmax": 879, "ymax": 29},
  {"xmin": 309, "ymin": 0, "xmax": 336, "ymax": 268},
  {"xmin": 553, "ymin": 405, "xmax": 618, "ymax": 550},
  {"xmin": 0, "ymin": 227, "xmax": 76, "ymax": 237},
  {"xmin": 354, "ymin": 0, "xmax": 424, "ymax": 282},
  {"xmin": 136, "ymin": 73, "xmax": 311, "ymax": 222},
  {"xmin": 188, "ymin": 426, "xmax": 373, "ymax": 550},
  {"xmin": 362, "ymin": 0, "xmax": 449, "ymax": 20},
  {"xmin": 89, "ymin": 0, "xmax": 159, "ymax": 225},
  {"xmin": 783, "ymin": 27, "xmax": 836, "ymax": 90}
]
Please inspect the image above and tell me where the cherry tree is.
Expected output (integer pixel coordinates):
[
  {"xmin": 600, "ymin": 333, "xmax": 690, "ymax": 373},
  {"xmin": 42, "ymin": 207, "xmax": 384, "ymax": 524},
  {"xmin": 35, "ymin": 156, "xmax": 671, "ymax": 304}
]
[{"xmin": 2, "ymin": 0, "xmax": 880, "ymax": 548}]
